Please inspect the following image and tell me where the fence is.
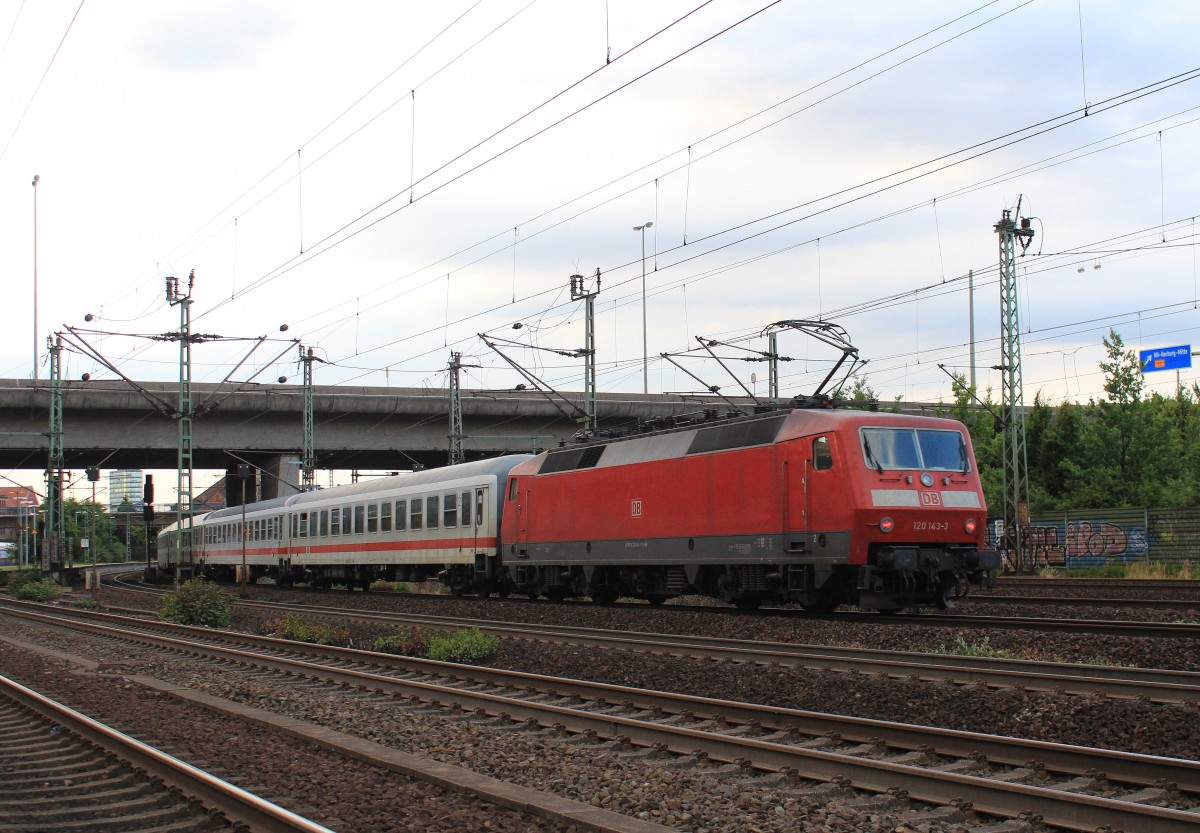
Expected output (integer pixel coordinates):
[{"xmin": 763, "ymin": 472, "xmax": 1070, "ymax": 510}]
[{"xmin": 988, "ymin": 507, "xmax": 1200, "ymax": 568}]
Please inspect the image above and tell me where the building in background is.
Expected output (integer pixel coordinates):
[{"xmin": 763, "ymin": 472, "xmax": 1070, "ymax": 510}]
[{"xmin": 108, "ymin": 469, "xmax": 143, "ymax": 512}]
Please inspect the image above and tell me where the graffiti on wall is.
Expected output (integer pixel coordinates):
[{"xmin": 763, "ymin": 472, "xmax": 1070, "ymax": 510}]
[{"xmin": 1023, "ymin": 520, "xmax": 1149, "ymax": 567}]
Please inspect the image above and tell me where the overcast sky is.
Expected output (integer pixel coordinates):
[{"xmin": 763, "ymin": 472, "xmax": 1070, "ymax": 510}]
[{"xmin": 4, "ymin": 0, "xmax": 1200, "ymax": 496}]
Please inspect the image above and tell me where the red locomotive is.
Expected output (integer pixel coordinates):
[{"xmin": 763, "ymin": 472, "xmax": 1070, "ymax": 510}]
[{"xmin": 497, "ymin": 407, "xmax": 998, "ymax": 610}]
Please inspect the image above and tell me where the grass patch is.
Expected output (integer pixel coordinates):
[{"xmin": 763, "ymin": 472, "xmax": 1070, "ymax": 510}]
[
  {"xmin": 931, "ymin": 635, "xmax": 1012, "ymax": 659},
  {"xmin": 369, "ymin": 580, "xmax": 416, "ymax": 593},
  {"xmin": 425, "ymin": 628, "xmax": 499, "ymax": 663},
  {"xmin": 372, "ymin": 628, "xmax": 432, "ymax": 656},
  {"xmin": 69, "ymin": 597, "xmax": 98, "ymax": 610},
  {"xmin": 266, "ymin": 612, "xmax": 348, "ymax": 645}
]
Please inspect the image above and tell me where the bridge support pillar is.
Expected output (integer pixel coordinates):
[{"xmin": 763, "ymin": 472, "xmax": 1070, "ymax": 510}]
[{"xmin": 261, "ymin": 455, "xmax": 299, "ymax": 501}]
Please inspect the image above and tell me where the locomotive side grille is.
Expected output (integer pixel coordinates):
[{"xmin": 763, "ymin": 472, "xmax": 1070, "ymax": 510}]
[
  {"xmin": 539, "ymin": 444, "xmax": 608, "ymax": 473},
  {"xmin": 687, "ymin": 414, "xmax": 786, "ymax": 455},
  {"xmin": 577, "ymin": 445, "xmax": 607, "ymax": 468}
]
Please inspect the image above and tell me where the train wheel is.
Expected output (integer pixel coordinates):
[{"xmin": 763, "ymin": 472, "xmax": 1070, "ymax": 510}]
[
  {"xmin": 590, "ymin": 590, "xmax": 618, "ymax": 605},
  {"xmin": 646, "ymin": 595, "xmax": 667, "ymax": 606},
  {"xmin": 800, "ymin": 600, "xmax": 837, "ymax": 614}
]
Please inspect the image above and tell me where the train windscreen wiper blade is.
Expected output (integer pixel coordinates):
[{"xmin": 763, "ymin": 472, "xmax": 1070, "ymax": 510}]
[{"xmin": 863, "ymin": 438, "xmax": 883, "ymax": 474}]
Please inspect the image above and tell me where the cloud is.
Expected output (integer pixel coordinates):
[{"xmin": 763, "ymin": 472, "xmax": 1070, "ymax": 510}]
[{"xmin": 135, "ymin": 2, "xmax": 291, "ymax": 70}]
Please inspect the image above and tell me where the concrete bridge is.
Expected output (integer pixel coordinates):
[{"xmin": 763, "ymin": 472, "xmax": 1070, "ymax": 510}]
[{"xmin": 0, "ymin": 378, "xmax": 733, "ymax": 499}]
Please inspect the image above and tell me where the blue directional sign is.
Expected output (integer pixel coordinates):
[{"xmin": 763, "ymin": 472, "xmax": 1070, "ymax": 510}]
[{"xmin": 1139, "ymin": 345, "xmax": 1192, "ymax": 373}]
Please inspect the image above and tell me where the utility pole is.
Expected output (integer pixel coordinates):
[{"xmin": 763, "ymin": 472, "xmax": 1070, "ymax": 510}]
[
  {"xmin": 570, "ymin": 270, "xmax": 601, "ymax": 432},
  {"xmin": 994, "ymin": 206, "xmax": 1035, "ymax": 572},
  {"xmin": 768, "ymin": 331, "xmax": 780, "ymax": 400},
  {"xmin": 968, "ymin": 269, "xmax": 977, "ymax": 393},
  {"xmin": 298, "ymin": 345, "xmax": 322, "ymax": 490},
  {"xmin": 86, "ymin": 466, "xmax": 99, "ymax": 600},
  {"xmin": 166, "ymin": 271, "xmax": 195, "ymax": 580},
  {"xmin": 44, "ymin": 334, "xmax": 64, "ymax": 577},
  {"xmin": 448, "ymin": 351, "xmax": 479, "ymax": 465}
]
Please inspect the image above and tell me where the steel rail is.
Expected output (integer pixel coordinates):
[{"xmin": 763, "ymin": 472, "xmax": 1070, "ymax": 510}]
[
  {"xmin": 968, "ymin": 594, "xmax": 1200, "ymax": 609},
  {"xmin": 3, "ymin": 603, "xmax": 1198, "ymax": 833},
  {"xmin": 0, "ymin": 672, "xmax": 335, "ymax": 833}
]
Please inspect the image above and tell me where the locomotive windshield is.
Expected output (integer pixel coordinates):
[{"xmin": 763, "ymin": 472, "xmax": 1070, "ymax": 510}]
[{"xmin": 860, "ymin": 427, "xmax": 968, "ymax": 472}]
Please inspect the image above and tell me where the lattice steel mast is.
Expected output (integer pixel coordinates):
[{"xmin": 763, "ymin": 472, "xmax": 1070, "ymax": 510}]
[
  {"xmin": 570, "ymin": 270, "xmax": 601, "ymax": 432},
  {"xmin": 43, "ymin": 334, "xmax": 64, "ymax": 574},
  {"xmin": 994, "ymin": 206, "xmax": 1034, "ymax": 571},
  {"xmin": 166, "ymin": 272, "xmax": 195, "ymax": 578}
]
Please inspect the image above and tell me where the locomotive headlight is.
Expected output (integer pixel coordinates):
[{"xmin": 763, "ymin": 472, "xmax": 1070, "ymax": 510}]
[
  {"xmin": 879, "ymin": 516, "xmax": 895, "ymax": 533},
  {"xmin": 964, "ymin": 518, "xmax": 977, "ymax": 534}
]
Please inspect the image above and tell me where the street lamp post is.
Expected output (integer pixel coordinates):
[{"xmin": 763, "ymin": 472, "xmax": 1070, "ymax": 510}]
[
  {"xmin": 633, "ymin": 221, "xmax": 653, "ymax": 394},
  {"xmin": 31, "ymin": 175, "xmax": 39, "ymax": 384}
]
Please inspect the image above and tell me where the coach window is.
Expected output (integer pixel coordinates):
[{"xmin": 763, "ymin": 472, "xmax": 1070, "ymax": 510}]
[
  {"xmin": 367, "ymin": 503, "xmax": 378, "ymax": 533},
  {"xmin": 381, "ymin": 501, "xmax": 392, "ymax": 532},
  {"xmin": 341, "ymin": 507, "xmax": 351, "ymax": 536},
  {"xmin": 460, "ymin": 491, "xmax": 471, "ymax": 527},
  {"xmin": 426, "ymin": 495, "xmax": 439, "ymax": 529},
  {"xmin": 813, "ymin": 436, "xmax": 833, "ymax": 471},
  {"xmin": 298, "ymin": 513, "xmax": 308, "ymax": 539},
  {"xmin": 410, "ymin": 498, "xmax": 423, "ymax": 530},
  {"xmin": 395, "ymin": 500, "xmax": 406, "ymax": 531},
  {"xmin": 320, "ymin": 510, "xmax": 329, "ymax": 537},
  {"xmin": 443, "ymin": 493, "xmax": 457, "ymax": 528},
  {"xmin": 354, "ymin": 505, "xmax": 365, "ymax": 534},
  {"xmin": 330, "ymin": 508, "xmax": 340, "ymax": 536}
]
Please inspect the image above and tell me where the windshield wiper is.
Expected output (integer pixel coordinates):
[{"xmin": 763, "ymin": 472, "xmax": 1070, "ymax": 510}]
[
  {"xmin": 863, "ymin": 438, "xmax": 884, "ymax": 474},
  {"xmin": 959, "ymin": 437, "xmax": 970, "ymax": 474}
]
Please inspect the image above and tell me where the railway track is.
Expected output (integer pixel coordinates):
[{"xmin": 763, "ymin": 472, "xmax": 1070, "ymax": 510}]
[
  {"xmin": 4, "ymin": 599, "xmax": 1198, "ymax": 833},
  {"xmin": 0, "ymin": 671, "xmax": 333, "ymax": 833},
  {"xmin": 99, "ymin": 576, "xmax": 1200, "ymax": 703},
  {"xmin": 106, "ymin": 571, "xmax": 1200, "ymax": 637},
  {"xmin": 968, "ymin": 593, "xmax": 1200, "ymax": 609}
]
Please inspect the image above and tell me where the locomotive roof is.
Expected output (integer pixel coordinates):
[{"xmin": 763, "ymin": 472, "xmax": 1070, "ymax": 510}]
[
  {"xmin": 521, "ymin": 407, "xmax": 967, "ymax": 475},
  {"xmin": 284, "ymin": 454, "xmax": 533, "ymax": 508}
]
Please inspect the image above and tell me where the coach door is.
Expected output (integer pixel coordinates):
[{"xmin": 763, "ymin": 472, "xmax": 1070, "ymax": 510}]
[{"xmin": 474, "ymin": 487, "xmax": 487, "ymax": 552}]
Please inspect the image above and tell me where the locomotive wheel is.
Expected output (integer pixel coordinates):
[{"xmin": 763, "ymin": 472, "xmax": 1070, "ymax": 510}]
[{"xmin": 646, "ymin": 595, "xmax": 666, "ymax": 606}]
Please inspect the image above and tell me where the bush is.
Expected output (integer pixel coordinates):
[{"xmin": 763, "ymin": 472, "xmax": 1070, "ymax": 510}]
[
  {"xmin": 266, "ymin": 612, "xmax": 348, "ymax": 645},
  {"xmin": 369, "ymin": 580, "xmax": 416, "ymax": 593},
  {"xmin": 157, "ymin": 578, "xmax": 234, "ymax": 627},
  {"xmin": 70, "ymin": 598, "xmax": 98, "ymax": 610},
  {"xmin": 372, "ymin": 628, "xmax": 431, "ymax": 656},
  {"xmin": 6, "ymin": 570, "xmax": 37, "ymax": 592},
  {"xmin": 425, "ymin": 628, "xmax": 498, "ymax": 663},
  {"xmin": 13, "ymin": 578, "xmax": 62, "ymax": 602}
]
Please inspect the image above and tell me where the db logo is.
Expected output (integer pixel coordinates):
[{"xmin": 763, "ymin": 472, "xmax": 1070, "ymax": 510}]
[
  {"xmin": 919, "ymin": 492, "xmax": 942, "ymax": 507},
  {"xmin": 631, "ymin": 499, "xmax": 643, "ymax": 517}
]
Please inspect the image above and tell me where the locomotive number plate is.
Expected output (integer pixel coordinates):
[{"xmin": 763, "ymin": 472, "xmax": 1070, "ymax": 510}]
[{"xmin": 913, "ymin": 520, "xmax": 950, "ymax": 531}]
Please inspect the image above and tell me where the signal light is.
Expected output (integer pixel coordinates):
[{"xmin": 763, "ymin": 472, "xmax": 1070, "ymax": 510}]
[
  {"xmin": 964, "ymin": 518, "xmax": 977, "ymax": 534},
  {"xmin": 879, "ymin": 517, "xmax": 895, "ymax": 533}
]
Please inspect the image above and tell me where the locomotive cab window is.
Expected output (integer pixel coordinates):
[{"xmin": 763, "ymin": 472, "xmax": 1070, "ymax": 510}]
[
  {"xmin": 860, "ymin": 427, "xmax": 970, "ymax": 472},
  {"xmin": 813, "ymin": 436, "xmax": 833, "ymax": 471},
  {"xmin": 508, "ymin": 478, "xmax": 518, "ymax": 500}
]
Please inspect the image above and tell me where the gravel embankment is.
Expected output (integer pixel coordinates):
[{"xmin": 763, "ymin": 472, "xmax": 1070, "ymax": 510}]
[
  {"xmin": 96, "ymin": 584, "xmax": 1200, "ymax": 759},
  {"xmin": 0, "ymin": 616, "xmax": 984, "ymax": 833}
]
